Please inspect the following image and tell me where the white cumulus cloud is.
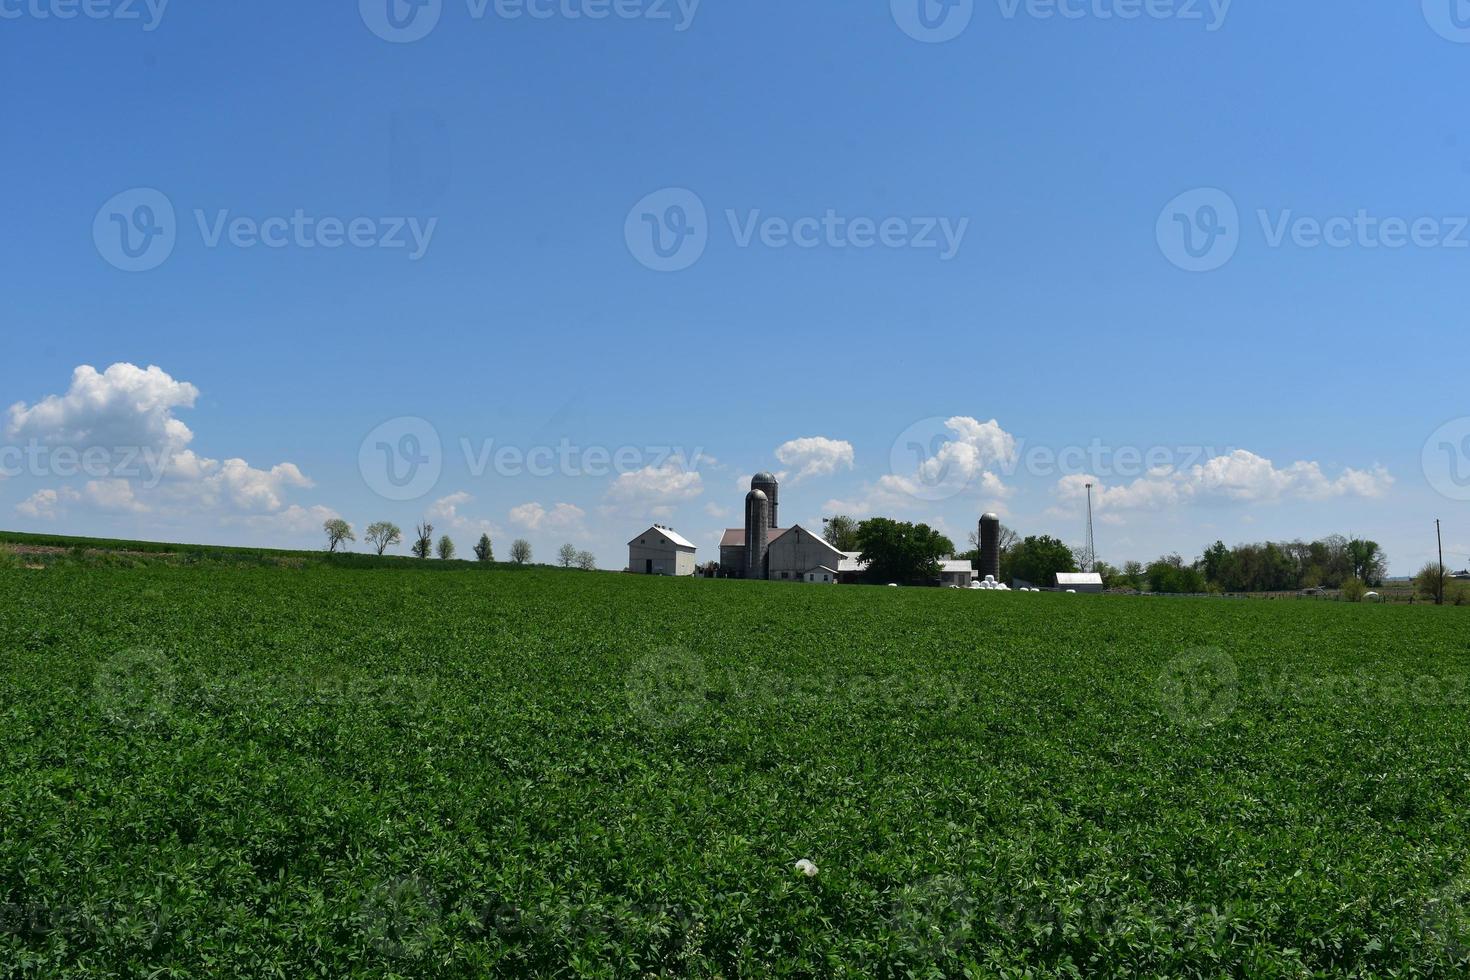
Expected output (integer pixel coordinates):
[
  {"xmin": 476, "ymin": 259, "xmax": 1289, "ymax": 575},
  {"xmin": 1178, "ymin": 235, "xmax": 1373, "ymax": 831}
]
[
  {"xmin": 775, "ymin": 436, "xmax": 855, "ymax": 483},
  {"xmin": 1055, "ymin": 450, "xmax": 1394, "ymax": 510},
  {"xmin": 509, "ymin": 501, "xmax": 587, "ymax": 532},
  {"xmin": 606, "ymin": 460, "xmax": 704, "ymax": 508}
]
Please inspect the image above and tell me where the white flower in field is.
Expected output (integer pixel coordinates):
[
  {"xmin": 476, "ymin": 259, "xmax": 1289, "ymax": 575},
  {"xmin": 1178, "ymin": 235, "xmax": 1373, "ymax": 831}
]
[{"xmin": 794, "ymin": 859, "xmax": 818, "ymax": 877}]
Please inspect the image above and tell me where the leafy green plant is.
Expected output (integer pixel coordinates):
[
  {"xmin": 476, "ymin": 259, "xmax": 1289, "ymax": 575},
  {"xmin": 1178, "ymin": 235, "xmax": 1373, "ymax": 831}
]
[{"xmin": 0, "ymin": 558, "xmax": 1467, "ymax": 975}]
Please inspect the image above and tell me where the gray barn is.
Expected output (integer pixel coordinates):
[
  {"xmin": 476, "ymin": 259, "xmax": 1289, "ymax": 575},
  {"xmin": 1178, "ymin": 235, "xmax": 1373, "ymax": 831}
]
[{"xmin": 628, "ymin": 525, "xmax": 697, "ymax": 576}]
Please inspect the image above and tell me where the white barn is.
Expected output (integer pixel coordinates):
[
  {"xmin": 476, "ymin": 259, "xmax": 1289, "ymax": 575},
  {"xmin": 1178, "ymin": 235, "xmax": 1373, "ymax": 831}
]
[
  {"xmin": 628, "ymin": 525, "xmax": 697, "ymax": 576},
  {"xmin": 1055, "ymin": 572, "xmax": 1104, "ymax": 593}
]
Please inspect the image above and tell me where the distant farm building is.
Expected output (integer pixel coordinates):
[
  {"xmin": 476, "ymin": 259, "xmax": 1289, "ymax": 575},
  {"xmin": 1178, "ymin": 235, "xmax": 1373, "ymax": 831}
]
[
  {"xmin": 1055, "ymin": 572, "xmax": 1104, "ymax": 593},
  {"xmin": 720, "ymin": 522, "xmax": 846, "ymax": 583},
  {"xmin": 718, "ymin": 472, "xmax": 974, "ymax": 586},
  {"xmin": 628, "ymin": 525, "xmax": 697, "ymax": 576}
]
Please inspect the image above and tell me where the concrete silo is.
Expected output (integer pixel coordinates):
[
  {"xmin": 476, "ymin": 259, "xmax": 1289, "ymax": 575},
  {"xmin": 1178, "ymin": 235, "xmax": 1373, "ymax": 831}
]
[
  {"xmin": 751, "ymin": 472, "xmax": 779, "ymax": 528},
  {"xmin": 744, "ymin": 489, "xmax": 770, "ymax": 580},
  {"xmin": 979, "ymin": 512, "xmax": 1002, "ymax": 582}
]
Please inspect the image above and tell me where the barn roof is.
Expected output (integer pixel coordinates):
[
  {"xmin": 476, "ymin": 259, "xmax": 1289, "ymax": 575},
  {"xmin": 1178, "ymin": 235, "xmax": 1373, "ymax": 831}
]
[
  {"xmin": 629, "ymin": 525, "xmax": 697, "ymax": 550},
  {"xmin": 719, "ymin": 527, "xmax": 791, "ymax": 548},
  {"xmin": 1055, "ymin": 572, "xmax": 1104, "ymax": 586}
]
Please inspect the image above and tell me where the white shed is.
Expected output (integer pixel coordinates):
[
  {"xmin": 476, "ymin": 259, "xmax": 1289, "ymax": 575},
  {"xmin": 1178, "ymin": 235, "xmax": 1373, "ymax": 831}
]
[
  {"xmin": 1055, "ymin": 572, "xmax": 1104, "ymax": 594},
  {"xmin": 628, "ymin": 525, "xmax": 697, "ymax": 576}
]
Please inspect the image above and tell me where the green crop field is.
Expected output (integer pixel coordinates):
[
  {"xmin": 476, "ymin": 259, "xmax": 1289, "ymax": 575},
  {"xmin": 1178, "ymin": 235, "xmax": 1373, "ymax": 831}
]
[{"xmin": 3, "ymin": 555, "xmax": 1470, "ymax": 977}]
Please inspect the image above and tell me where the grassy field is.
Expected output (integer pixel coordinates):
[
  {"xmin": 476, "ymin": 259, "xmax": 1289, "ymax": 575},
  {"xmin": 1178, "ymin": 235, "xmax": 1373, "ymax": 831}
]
[{"xmin": 2, "ymin": 554, "xmax": 1470, "ymax": 977}]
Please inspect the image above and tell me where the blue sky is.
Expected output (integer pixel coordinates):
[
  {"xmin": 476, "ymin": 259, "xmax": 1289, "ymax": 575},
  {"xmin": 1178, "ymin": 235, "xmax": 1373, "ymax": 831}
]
[{"xmin": 3, "ymin": 0, "xmax": 1468, "ymax": 573}]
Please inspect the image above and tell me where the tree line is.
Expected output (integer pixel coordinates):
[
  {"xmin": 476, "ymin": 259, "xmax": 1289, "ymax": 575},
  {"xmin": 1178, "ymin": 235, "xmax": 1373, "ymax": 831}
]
[{"xmin": 320, "ymin": 518, "xmax": 590, "ymax": 569}]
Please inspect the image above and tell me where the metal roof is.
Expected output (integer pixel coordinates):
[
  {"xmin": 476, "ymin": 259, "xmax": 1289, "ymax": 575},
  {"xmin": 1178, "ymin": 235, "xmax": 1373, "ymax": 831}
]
[
  {"xmin": 1055, "ymin": 572, "xmax": 1104, "ymax": 586},
  {"xmin": 629, "ymin": 525, "xmax": 697, "ymax": 550},
  {"xmin": 720, "ymin": 527, "xmax": 791, "ymax": 548}
]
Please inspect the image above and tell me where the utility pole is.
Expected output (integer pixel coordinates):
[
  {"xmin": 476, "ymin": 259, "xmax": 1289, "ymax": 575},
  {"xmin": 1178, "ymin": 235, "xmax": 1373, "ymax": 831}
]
[
  {"xmin": 1437, "ymin": 518, "xmax": 1445, "ymax": 606},
  {"xmin": 1084, "ymin": 482, "xmax": 1097, "ymax": 573}
]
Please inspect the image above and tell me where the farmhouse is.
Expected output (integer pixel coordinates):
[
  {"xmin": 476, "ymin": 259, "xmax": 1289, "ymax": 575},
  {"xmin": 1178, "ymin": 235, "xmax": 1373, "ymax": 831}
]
[{"xmin": 627, "ymin": 525, "xmax": 697, "ymax": 576}]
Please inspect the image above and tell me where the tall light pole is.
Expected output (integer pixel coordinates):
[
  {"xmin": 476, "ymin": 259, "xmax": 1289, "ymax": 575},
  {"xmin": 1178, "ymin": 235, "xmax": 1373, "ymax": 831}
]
[{"xmin": 1084, "ymin": 482, "xmax": 1097, "ymax": 573}]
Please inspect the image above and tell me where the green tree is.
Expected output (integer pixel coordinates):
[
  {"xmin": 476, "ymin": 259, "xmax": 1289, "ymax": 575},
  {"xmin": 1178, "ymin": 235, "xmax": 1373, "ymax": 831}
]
[
  {"xmin": 1415, "ymin": 561, "xmax": 1446, "ymax": 604},
  {"xmin": 411, "ymin": 521, "xmax": 434, "ymax": 560},
  {"xmin": 1200, "ymin": 540, "xmax": 1230, "ymax": 585},
  {"xmin": 436, "ymin": 535, "xmax": 455, "ymax": 561},
  {"xmin": 473, "ymin": 533, "xmax": 494, "ymax": 562},
  {"xmin": 1009, "ymin": 535, "xmax": 1077, "ymax": 588},
  {"xmin": 1347, "ymin": 539, "xmax": 1387, "ymax": 586},
  {"xmin": 1146, "ymin": 555, "xmax": 1206, "ymax": 594},
  {"xmin": 365, "ymin": 521, "xmax": 402, "ymax": 556},
  {"xmin": 822, "ymin": 515, "xmax": 860, "ymax": 551},
  {"xmin": 323, "ymin": 518, "xmax": 355, "ymax": 553},
  {"xmin": 855, "ymin": 518, "xmax": 956, "ymax": 586}
]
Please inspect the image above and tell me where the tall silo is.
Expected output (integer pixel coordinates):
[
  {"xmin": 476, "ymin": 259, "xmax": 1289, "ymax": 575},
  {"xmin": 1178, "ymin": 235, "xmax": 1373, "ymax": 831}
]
[
  {"xmin": 979, "ymin": 512, "xmax": 1001, "ymax": 582},
  {"xmin": 751, "ymin": 472, "xmax": 779, "ymax": 528},
  {"xmin": 744, "ymin": 489, "xmax": 770, "ymax": 580}
]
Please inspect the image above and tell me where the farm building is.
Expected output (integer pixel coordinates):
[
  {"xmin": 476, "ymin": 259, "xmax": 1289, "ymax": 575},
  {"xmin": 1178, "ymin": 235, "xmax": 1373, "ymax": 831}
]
[
  {"xmin": 1055, "ymin": 572, "xmax": 1104, "ymax": 593},
  {"xmin": 627, "ymin": 525, "xmax": 697, "ymax": 576},
  {"xmin": 719, "ymin": 522, "xmax": 847, "ymax": 582},
  {"xmin": 718, "ymin": 474, "xmax": 976, "ymax": 586},
  {"xmin": 836, "ymin": 552, "xmax": 973, "ymax": 588}
]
